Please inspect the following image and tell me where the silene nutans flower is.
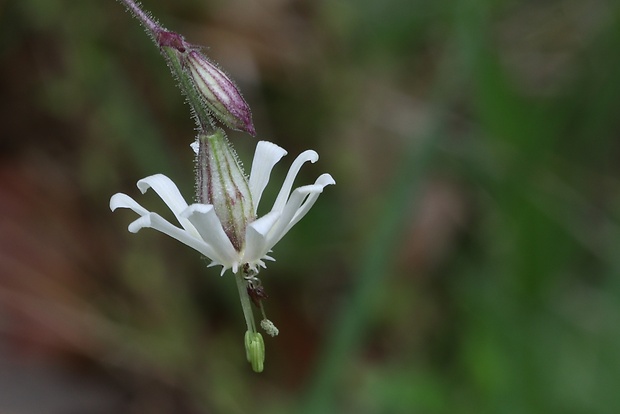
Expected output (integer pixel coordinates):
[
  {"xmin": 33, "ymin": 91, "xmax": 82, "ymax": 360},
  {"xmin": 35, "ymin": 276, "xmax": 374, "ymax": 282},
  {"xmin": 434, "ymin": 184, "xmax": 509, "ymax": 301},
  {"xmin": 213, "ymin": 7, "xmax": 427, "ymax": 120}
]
[
  {"xmin": 110, "ymin": 129, "xmax": 335, "ymax": 275},
  {"xmin": 110, "ymin": 130, "xmax": 334, "ymax": 371},
  {"xmin": 115, "ymin": 0, "xmax": 335, "ymax": 372}
]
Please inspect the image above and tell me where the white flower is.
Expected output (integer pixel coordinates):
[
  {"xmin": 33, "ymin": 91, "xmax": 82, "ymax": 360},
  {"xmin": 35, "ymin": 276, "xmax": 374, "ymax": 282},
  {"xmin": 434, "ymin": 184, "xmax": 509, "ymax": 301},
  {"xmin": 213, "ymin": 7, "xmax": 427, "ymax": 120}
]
[{"xmin": 110, "ymin": 140, "xmax": 335, "ymax": 275}]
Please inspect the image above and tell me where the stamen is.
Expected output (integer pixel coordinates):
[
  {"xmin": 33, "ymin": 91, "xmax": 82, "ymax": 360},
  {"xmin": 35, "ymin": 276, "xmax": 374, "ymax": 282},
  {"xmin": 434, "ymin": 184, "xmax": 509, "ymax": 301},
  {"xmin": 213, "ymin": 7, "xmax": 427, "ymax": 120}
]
[{"xmin": 260, "ymin": 319, "xmax": 279, "ymax": 337}]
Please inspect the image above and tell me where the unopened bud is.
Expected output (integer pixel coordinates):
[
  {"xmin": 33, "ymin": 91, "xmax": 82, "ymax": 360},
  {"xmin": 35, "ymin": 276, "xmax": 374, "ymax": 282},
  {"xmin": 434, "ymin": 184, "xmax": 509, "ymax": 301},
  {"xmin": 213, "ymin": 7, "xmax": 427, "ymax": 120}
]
[
  {"xmin": 196, "ymin": 130, "xmax": 255, "ymax": 250},
  {"xmin": 244, "ymin": 331, "xmax": 265, "ymax": 373},
  {"xmin": 184, "ymin": 50, "xmax": 256, "ymax": 136}
]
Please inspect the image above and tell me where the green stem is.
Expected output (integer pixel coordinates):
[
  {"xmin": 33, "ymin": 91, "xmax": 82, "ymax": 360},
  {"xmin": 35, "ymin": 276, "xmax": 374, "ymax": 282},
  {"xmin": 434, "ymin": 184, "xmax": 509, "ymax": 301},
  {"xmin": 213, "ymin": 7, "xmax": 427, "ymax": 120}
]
[{"xmin": 235, "ymin": 270, "xmax": 257, "ymax": 333}]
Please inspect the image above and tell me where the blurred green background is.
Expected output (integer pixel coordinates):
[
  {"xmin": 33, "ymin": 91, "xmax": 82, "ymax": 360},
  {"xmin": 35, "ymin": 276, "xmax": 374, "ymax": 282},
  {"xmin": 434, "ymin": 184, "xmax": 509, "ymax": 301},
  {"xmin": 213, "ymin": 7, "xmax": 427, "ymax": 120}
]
[{"xmin": 1, "ymin": 0, "xmax": 620, "ymax": 413}]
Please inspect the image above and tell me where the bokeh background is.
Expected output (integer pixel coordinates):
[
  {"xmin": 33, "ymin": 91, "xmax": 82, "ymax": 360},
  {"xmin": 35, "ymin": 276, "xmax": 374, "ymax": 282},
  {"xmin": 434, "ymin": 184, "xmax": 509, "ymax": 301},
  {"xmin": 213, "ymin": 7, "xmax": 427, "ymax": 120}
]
[{"xmin": 2, "ymin": 0, "xmax": 620, "ymax": 413}]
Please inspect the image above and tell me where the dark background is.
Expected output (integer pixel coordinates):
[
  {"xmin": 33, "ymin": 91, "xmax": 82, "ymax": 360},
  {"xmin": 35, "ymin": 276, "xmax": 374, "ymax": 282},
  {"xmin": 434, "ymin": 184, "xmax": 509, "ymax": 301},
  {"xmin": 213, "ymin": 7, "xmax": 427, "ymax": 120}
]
[{"xmin": 1, "ymin": 0, "xmax": 620, "ymax": 413}]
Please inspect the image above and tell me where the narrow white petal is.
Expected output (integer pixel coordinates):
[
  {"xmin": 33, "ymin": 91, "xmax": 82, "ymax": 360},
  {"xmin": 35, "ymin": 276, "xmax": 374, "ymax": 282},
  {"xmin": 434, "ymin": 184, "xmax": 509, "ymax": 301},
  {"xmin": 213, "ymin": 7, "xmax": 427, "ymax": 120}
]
[
  {"xmin": 243, "ymin": 211, "xmax": 280, "ymax": 264},
  {"xmin": 264, "ymin": 173, "xmax": 334, "ymax": 250},
  {"xmin": 110, "ymin": 193, "xmax": 149, "ymax": 215},
  {"xmin": 284, "ymin": 173, "xmax": 336, "ymax": 233},
  {"xmin": 127, "ymin": 212, "xmax": 224, "ymax": 262},
  {"xmin": 271, "ymin": 150, "xmax": 319, "ymax": 213},
  {"xmin": 181, "ymin": 204, "xmax": 239, "ymax": 268},
  {"xmin": 248, "ymin": 141, "xmax": 287, "ymax": 213},
  {"xmin": 265, "ymin": 184, "xmax": 321, "ymax": 251},
  {"xmin": 136, "ymin": 174, "xmax": 197, "ymax": 235}
]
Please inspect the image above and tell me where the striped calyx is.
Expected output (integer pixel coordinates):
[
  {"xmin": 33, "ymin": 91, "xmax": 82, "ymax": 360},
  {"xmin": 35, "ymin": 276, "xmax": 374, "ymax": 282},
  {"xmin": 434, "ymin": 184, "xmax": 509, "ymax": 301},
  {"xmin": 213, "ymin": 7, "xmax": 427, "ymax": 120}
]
[{"xmin": 196, "ymin": 129, "xmax": 255, "ymax": 250}]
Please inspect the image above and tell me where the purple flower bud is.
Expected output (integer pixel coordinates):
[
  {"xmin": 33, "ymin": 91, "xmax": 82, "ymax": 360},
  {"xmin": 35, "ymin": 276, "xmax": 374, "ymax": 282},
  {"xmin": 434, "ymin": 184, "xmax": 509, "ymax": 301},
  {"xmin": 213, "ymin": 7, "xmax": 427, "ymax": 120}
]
[{"xmin": 183, "ymin": 51, "xmax": 256, "ymax": 136}]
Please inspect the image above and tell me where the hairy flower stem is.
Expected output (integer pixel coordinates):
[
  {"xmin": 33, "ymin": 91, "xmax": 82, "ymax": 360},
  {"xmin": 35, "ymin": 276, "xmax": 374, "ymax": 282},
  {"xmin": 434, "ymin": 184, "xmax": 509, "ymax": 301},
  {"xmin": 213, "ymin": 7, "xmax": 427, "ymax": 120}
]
[
  {"xmin": 119, "ymin": 0, "xmax": 215, "ymax": 133},
  {"xmin": 119, "ymin": 0, "xmax": 159, "ymax": 34}
]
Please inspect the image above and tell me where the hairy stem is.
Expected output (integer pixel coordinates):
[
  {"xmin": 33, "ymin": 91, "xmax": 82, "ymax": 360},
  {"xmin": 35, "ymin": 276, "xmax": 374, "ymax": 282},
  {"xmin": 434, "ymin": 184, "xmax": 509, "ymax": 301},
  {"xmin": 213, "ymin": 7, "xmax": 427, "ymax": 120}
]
[{"xmin": 118, "ymin": 0, "xmax": 161, "ymax": 34}]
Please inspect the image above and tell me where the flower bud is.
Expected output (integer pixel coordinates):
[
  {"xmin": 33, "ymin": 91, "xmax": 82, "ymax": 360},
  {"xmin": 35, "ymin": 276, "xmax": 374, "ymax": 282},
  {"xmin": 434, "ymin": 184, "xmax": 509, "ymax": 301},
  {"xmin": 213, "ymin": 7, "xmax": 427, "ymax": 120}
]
[
  {"xmin": 196, "ymin": 129, "xmax": 255, "ymax": 250},
  {"xmin": 184, "ymin": 50, "xmax": 256, "ymax": 136},
  {"xmin": 244, "ymin": 331, "xmax": 265, "ymax": 373}
]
